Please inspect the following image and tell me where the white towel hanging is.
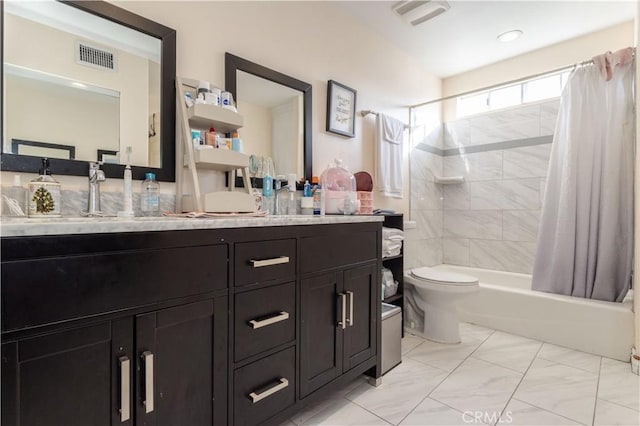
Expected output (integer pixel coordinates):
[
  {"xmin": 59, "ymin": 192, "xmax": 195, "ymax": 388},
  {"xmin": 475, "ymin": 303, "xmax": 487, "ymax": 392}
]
[{"xmin": 375, "ymin": 113, "xmax": 405, "ymax": 198}]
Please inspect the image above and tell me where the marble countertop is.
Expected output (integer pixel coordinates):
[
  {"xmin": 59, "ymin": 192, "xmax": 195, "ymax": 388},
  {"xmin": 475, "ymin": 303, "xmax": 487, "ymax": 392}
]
[{"xmin": 1, "ymin": 214, "xmax": 384, "ymax": 237}]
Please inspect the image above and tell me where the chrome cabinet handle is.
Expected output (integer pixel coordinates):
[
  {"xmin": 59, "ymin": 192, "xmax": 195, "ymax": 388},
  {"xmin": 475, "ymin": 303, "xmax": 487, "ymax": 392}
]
[
  {"xmin": 249, "ymin": 378, "xmax": 289, "ymax": 403},
  {"xmin": 141, "ymin": 351, "xmax": 154, "ymax": 414},
  {"xmin": 119, "ymin": 356, "xmax": 130, "ymax": 422},
  {"xmin": 249, "ymin": 256, "xmax": 290, "ymax": 268},
  {"xmin": 249, "ymin": 311, "xmax": 290, "ymax": 329},
  {"xmin": 346, "ymin": 291, "xmax": 354, "ymax": 327},
  {"xmin": 337, "ymin": 293, "xmax": 347, "ymax": 329}
]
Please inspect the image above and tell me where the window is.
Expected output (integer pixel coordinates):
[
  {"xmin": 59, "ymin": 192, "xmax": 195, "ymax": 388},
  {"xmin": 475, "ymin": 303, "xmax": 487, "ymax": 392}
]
[
  {"xmin": 457, "ymin": 92, "xmax": 489, "ymax": 117},
  {"xmin": 489, "ymin": 85, "xmax": 521, "ymax": 110},
  {"xmin": 523, "ymin": 74, "xmax": 561, "ymax": 103},
  {"xmin": 456, "ymin": 70, "xmax": 567, "ymax": 118}
]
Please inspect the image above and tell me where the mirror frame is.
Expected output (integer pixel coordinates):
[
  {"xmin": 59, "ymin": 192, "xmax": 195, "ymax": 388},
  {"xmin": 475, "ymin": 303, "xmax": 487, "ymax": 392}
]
[
  {"xmin": 225, "ymin": 52, "xmax": 312, "ymax": 182},
  {"xmin": 0, "ymin": 0, "xmax": 176, "ymax": 181}
]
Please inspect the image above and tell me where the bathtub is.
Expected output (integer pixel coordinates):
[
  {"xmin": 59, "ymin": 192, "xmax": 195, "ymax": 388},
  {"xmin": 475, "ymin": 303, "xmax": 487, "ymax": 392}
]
[{"xmin": 432, "ymin": 264, "xmax": 634, "ymax": 362}]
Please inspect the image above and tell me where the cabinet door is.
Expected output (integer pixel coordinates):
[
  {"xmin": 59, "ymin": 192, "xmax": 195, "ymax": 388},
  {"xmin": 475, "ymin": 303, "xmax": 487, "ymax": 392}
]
[
  {"xmin": 343, "ymin": 264, "xmax": 377, "ymax": 372},
  {"xmin": 136, "ymin": 298, "xmax": 226, "ymax": 426},
  {"xmin": 1, "ymin": 319, "xmax": 133, "ymax": 426},
  {"xmin": 300, "ymin": 272, "xmax": 343, "ymax": 398}
]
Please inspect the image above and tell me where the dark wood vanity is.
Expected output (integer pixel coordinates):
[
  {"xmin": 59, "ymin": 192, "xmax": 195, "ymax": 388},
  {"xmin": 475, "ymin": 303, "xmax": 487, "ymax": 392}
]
[{"xmin": 1, "ymin": 220, "xmax": 382, "ymax": 426}]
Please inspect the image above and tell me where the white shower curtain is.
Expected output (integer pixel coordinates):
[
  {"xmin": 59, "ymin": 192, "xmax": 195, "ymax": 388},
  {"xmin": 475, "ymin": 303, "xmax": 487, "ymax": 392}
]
[{"xmin": 532, "ymin": 54, "xmax": 634, "ymax": 303}]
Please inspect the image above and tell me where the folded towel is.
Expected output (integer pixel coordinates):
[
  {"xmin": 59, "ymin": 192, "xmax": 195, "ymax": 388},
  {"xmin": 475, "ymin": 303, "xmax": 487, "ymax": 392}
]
[
  {"xmin": 382, "ymin": 227, "xmax": 404, "ymax": 241},
  {"xmin": 383, "ymin": 240, "xmax": 402, "ymax": 252},
  {"xmin": 376, "ymin": 114, "xmax": 405, "ymax": 198},
  {"xmin": 382, "ymin": 240, "xmax": 402, "ymax": 258}
]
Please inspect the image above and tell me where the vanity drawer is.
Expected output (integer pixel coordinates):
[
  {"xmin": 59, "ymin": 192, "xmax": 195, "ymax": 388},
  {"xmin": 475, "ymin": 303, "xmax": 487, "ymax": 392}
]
[
  {"xmin": 1, "ymin": 245, "xmax": 228, "ymax": 332},
  {"xmin": 235, "ymin": 239, "xmax": 296, "ymax": 286},
  {"xmin": 234, "ymin": 346, "xmax": 295, "ymax": 426},
  {"xmin": 234, "ymin": 282, "xmax": 295, "ymax": 362},
  {"xmin": 300, "ymin": 230, "xmax": 378, "ymax": 274}
]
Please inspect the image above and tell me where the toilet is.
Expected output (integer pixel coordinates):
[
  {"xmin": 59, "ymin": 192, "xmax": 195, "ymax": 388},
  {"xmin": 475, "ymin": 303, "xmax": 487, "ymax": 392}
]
[{"xmin": 405, "ymin": 267, "xmax": 479, "ymax": 344}]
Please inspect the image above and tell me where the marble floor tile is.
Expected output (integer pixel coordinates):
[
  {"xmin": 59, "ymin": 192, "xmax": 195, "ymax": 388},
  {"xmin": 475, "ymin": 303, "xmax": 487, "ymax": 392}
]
[
  {"xmin": 430, "ymin": 358, "xmax": 523, "ymax": 417},
  {"xmin": 459, "ymin": 322, "xmax": 495, "ymax": 341},
  {"xmin": 401, "ymin": 333, "xmax": 424, "ymax": 355},
  {"xmin": 514, "ymin": 358, "xmax": 598, "ymax": 425},
  {"xmin": 597, "ymin": 358, "xmax": 640, "ymax": 411},
  {"xmin": 593, "ymin": 399, "xmax": 640, "ymax": 426},
  {"xmin": 499, "ymin": 399, "xmax": 581, "ymax": 425},
  {"xmin": 290, "ymin": 377, "xmax": 366, "ymax": 425},
  {"xmin": 405, "ymin": 336, "xmax": 484, "ymax": 372},
  {"xmin": 400, "ymin": 398, "xmax": 477, "ymax": 426},
  {"xmin": 536, "ymin": 343, "xmax": 601, "ymax": 373},
  {"xmin": 346, "ymin": 358, "xmax": 448, "ymax": 424},
  {"xmin": 472, "ymin": 331, "xmax": 542, "ymax": 373},
  {"xmin": 302, "ymin": 399, "xmax": 390, "ymax": 425}
]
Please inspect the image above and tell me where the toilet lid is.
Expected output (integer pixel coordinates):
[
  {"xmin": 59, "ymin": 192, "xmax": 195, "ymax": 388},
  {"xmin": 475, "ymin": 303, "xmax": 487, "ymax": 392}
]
[{"xmin": 410, "ymin": 267, "xmax": 478, "ymax": 286}]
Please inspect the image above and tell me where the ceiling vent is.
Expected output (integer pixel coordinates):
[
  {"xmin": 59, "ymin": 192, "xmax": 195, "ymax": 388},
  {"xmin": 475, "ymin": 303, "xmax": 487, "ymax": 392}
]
[
  {"xmin": 75, "ymin": 41, "xmax": 117, "ymax": 71},
  {"xmin": 392, "ymin": 1, "xmax": 450, "ymax": 26}
]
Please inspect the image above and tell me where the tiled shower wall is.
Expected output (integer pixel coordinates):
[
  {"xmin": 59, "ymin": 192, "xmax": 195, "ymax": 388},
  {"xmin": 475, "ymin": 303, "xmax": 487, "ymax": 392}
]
[{"xmin": 408, "ymin": 99, "xmax": 559, "ymax": 274}]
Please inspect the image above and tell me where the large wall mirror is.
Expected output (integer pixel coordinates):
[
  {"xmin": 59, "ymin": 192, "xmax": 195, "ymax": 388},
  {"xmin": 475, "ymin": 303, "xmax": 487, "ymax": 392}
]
[
  {"xmin": 225, "ymin": 53, "xmax": 312, "ymax": 183},
  {"xmin": 1, "ymin": 0, "xmax": 176, "ymax": 181}
]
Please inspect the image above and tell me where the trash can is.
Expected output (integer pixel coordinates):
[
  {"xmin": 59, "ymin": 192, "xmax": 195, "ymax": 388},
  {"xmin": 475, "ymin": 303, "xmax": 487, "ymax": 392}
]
[{"xmin": 381, "ymin": 302, "xmax": 402, "ymax": 375}]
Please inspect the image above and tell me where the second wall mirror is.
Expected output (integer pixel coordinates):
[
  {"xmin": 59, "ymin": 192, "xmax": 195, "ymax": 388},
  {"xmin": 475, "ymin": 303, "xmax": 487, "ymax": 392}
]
[{"xmin": 225, "ymin": 53, "xmax": 312, "ymax": 183}]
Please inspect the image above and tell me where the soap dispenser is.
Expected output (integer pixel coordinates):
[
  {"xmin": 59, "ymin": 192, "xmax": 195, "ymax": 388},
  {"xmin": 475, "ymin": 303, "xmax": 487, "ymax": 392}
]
[{"xmin": 28, "ymin": 158, "xmax": 61, "ymax": 217}]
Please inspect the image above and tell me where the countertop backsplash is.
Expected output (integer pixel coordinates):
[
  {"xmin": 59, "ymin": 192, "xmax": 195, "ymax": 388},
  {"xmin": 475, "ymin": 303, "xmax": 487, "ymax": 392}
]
[{"xmin": 59, "ymin": 190, "xmax": 176, "ymax": 217}]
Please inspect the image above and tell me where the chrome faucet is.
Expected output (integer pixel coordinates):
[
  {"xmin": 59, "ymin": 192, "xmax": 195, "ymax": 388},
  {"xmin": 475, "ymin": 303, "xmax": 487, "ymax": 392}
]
[
  {"xmin": 87, "ymin": 162, "xmax": 106, "ymax": 215},
  {"xmin": 274, "ymin": 178, "xmax": 292, "ymax": 215}
]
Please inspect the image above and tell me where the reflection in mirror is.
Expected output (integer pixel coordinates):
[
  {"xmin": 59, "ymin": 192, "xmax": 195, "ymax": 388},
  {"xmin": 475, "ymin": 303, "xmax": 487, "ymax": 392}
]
[
  {"xmin": 6, "ymin": 64, "xmax": 120, "ymax": 161},
  {"xmin": 226, "ymin": 53, "xmax": 312, "ymax": 183},
  {"xmin": 237, "ymin": 70, "xmax": 303, "ymax": 179},
  {"xmin": 1, "ymin": 0, "xmax": 176, "ymax": 181}
]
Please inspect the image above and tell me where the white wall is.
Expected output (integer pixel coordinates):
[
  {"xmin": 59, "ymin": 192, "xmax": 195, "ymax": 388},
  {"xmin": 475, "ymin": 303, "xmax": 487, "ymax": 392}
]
[
  {"xmin": 443, "ymin": 21, "xmax": 634, "ymax": 98},
  {"xmin": 112, "ymin": 0, "xmax": 441, "ymax": 212}
]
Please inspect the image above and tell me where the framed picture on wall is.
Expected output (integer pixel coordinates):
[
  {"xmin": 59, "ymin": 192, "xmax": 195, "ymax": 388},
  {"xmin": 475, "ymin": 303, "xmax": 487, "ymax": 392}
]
[{"xmin": 326, "ymin": 80, "xmax": 356, "ymax": 138}]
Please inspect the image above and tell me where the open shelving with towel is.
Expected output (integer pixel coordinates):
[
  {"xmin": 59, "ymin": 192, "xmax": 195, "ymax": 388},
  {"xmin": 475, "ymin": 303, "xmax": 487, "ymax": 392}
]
[
  {"xmin": 381, "ymin": 213, "xmax": 404, "ymax": 336},
  {"xmin": 176, "ymin": 76, "xmax": 255, "ymax": 212}
]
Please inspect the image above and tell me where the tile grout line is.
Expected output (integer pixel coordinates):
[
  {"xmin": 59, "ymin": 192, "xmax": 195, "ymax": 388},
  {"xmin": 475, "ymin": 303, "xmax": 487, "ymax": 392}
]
[
  {"xmin": 395, "ymin": 329, "xmax": 496, "ymax": 425},
  {"xmin": 409, "ymin": 328, "xmax": 497, "ymax": 424},
  {"xmin": 591, "ymin": 357, "xmax": 604, "ymax": 426},
  {"xmin": 491, "ymin": 339, "xmax": 545, "ymax": 426}
]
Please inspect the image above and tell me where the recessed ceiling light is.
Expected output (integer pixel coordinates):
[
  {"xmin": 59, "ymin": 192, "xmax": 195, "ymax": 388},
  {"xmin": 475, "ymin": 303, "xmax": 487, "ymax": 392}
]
[
  {"xmin": 71, "ymin": 82, "xmax": 87, "ymax": 88},
  {"xmin": 497, "ymin": 30, "xmax": 523, "ymax": 43}
]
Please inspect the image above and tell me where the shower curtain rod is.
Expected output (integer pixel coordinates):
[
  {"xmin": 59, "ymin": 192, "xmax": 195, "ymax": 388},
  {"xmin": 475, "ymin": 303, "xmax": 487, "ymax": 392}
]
[
  {"xmin": 361, "ymin": 110, "xmax": 410, "ymax": 128},
  {"xmin": 409, "ymin": 48, "xmax": 636, "ymax": 109}
]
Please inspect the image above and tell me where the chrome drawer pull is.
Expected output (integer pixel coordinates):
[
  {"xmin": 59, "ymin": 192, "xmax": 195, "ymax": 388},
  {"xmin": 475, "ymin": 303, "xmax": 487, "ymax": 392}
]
[
  {"xmin": 337, "ymin": 293, "xmax": 347, "ymax": 329},
  {"xmin": 249, "ymin": 378, "xmax": 289, "ymax": 403},
  {"xmin": 346, "ymin": 291, "xmax": 354, "ymax": 326},
  {"xmin": 249, "ymin": 256, "xmax": 290, "ymax": 268},
  {"xmin": 249, "ymin": 311, "xmax": 290, "ymax": 329},
  {"xmin": 141, "ymin": 351, "xmax": 154, "ymax": 413},
  {"xmin": 119, "ymin": 356, "xmax": 130, "ymax": 422}
]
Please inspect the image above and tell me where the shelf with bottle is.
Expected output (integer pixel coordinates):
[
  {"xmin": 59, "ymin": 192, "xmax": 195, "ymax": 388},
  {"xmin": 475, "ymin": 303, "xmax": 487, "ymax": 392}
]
[
  {"xmin": 186, "ymin": 149, "xmax": 250, "ymax": 172},
  {"xmin": 187, "ymin": 104, "xmax": 244, "ymax": 133}
]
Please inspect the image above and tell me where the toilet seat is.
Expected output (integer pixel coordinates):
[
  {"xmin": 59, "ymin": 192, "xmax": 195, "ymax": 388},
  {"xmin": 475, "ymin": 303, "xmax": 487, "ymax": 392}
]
[{"xmin": 410, "ymin": 267, "xmax": 478, "ymax": 286}]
